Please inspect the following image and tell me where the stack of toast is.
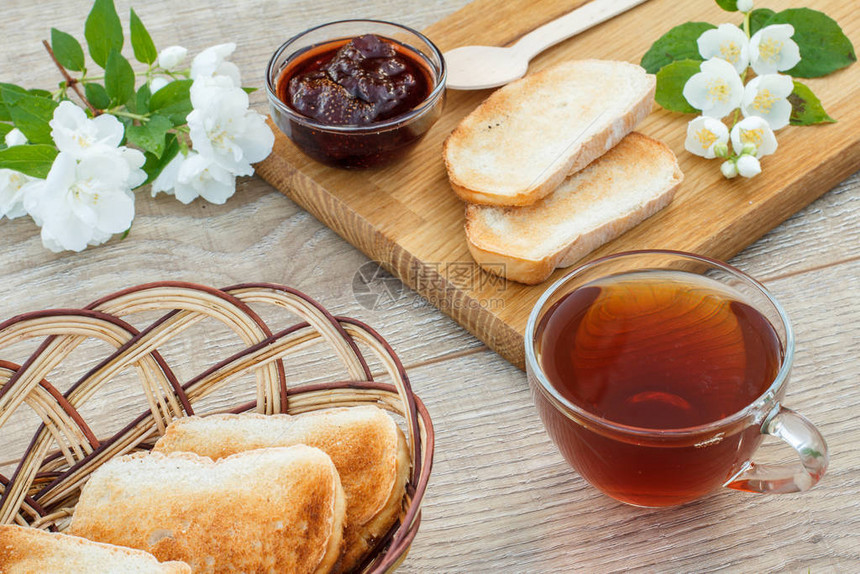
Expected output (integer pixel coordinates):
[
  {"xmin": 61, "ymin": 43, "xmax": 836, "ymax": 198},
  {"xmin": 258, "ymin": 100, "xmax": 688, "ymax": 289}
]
[
  {"xmin": 444, "ymin": 59, "xmax": 684, "ymax": 284},
  {"xmin": 0, "ymin": 405, "xmax": 409, "ymax": 574}
]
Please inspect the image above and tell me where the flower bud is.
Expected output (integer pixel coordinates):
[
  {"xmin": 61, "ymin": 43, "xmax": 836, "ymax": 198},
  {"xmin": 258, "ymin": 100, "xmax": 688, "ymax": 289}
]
[
  {"xmin": 721, "ymin": 160, "xmax": 738, "ymax": 179},
  {"xmin": 150, "ymin": 77, "xmax": 169, "ymax": 94},
  {"xmin": 713, "ymin": 141, "xmax": 729, "ymax": 158},
  {"xmin": 736, "ymin": 155, "xmax": 762, "ymax": 178},
  {"xmin": 741, "ymin": 142, "xmax": 758, "ymax": 156},
  {"xmin": 737, "ymin": 0, "xmax": 754, "ymax": 12},
  {"xmin": 4, "ymin": 128, "xmax": 27, "ymax": 147},
  {"xmin": 157, "ymin": 46, "xmax": 188, "ymax": 71}
]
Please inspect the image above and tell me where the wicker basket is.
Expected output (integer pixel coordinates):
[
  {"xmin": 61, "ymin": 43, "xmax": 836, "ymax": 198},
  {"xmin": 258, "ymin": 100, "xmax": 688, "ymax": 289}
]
[{"xmin": 0, "ymin": 281, "xmax": 433, "ymax": 573}]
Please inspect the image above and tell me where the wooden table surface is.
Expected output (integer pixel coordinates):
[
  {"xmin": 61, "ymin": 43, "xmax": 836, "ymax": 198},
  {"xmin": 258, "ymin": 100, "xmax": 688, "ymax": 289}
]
[{"xmin": 1, "ymin": 1, "xmax": 857, "ymax": 572}]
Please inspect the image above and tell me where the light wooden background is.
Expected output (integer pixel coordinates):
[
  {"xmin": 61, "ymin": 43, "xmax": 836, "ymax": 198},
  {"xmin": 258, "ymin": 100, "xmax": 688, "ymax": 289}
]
[{"xmin": 0, "ymin": 1, "xmax": 857, "ymax": 572}]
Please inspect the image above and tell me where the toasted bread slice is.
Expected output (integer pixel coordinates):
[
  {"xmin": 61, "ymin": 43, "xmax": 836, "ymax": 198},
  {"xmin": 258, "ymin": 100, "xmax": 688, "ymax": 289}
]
[
  {"xmin": 69, "ymin": 446, "xmax": 346, "ymax": 574},
  {"xmin": 153, "ymin": 406, "xmax": 409, "ymax": 573},
  {"xmin": 466, "ymin": 132, "xmax": 683, "ymax": 284},
  {"xmin": 0, "ymin": 524, "xmax": 190, "ymax": 573},
  {"xmin": 444, "ymin": 60, "xmax": 655, "ymax": 206}
]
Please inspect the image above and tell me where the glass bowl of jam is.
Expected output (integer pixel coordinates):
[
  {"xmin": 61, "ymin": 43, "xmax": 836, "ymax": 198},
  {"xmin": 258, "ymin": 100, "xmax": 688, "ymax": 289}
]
[{"xmin": 266, "ymin": 20, "xmax": 446, "ymax": 169}]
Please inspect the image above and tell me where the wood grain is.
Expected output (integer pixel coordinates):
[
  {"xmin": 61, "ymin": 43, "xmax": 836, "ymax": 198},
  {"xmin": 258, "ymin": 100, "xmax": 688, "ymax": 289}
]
[
  {"xmin": 0, "ymin": 1, "xmax": 857, "ymax": 573},
  {"xmin": 257, "ymin": 0, "xmax": 860, "ymax": 368}
]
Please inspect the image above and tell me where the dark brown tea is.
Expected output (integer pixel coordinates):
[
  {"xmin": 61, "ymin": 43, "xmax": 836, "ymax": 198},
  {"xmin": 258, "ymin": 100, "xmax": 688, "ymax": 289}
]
[{"xmin": 533, "ymin": 270, "xmax": 784, "ymax": 506}]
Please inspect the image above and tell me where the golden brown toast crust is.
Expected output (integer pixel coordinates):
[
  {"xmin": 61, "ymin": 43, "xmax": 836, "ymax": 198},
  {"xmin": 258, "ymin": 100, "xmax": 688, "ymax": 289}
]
[
  {"xmin": 465, "ymin": 133, "xmax": 684, "ymax": 284},
  {"xmin": 0, "ymin": 524, "xmax": 191, "ymax": 573},
  {"xmin": 444, "ymin": 60, "xmax": 655, "ymax": 207},
  {"xmin": 68, "ymin": 447, "xmax": 345, "ymax": 574},
  {"xmin": 152, "ymin": 406, "xmax": 409, "ymax": 573}
]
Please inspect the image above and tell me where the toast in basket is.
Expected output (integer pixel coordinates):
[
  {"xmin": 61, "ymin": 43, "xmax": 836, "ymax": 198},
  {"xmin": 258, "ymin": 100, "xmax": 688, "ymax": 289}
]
[
  {"xmin": 0, "ymin": 282, "xmax": 433, "ymax": 573},
  {"xmin": 465, "ymin": 132, "xmax": 683, "ymax": 284},
  {"xmin": 69, "ymin": 445, "xmax": 346, "ymax": 574},
  {"xmin": 443, "ymin": 59, "xmax": 655, "ymax": 207},
  {"xmin": 0, "ymin": 524, "xmax": 191, "ymax": 573},
  {"xmin": 153, "ymin": 406, "xmax": 410, "ymax": 572}
]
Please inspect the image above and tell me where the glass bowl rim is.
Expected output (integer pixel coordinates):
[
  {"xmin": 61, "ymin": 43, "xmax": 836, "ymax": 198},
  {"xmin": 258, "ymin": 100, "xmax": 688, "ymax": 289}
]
[
  {"xmin": 524, "ymin": 249, "xmax": 796, "ymax": 438},
  {"xmin": 265, "ymin": 18, "xmax": 447, "ymax": 134}
]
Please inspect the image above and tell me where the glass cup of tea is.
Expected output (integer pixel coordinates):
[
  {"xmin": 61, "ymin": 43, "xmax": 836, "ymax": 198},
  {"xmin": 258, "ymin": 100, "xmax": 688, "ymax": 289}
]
[{"xmin": 526, "ymin": 250, "xmax": 828, "ymax": 507}]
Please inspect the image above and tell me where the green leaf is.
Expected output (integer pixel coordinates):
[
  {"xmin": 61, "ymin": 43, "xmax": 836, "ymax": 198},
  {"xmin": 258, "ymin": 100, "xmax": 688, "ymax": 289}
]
[
  {"xmin": 135, "ymin": 83, "xmax": 152, "ymax": 115},
  {"xmin": 84, "ymin": 83, "xmax": 111, "ymax": 110},
  {"xmin": 655, "ymin": 59, "xmax": 701, "ymax": 113},
  {"xmin": 105, "ymin": 49, "xmax": 136, "ymax": 106},
  {"xmin": 0, "ymin": 84, "xmax": 54, "ymax": 102},
  {"xmin": 0, "ymin": 144, "xmax": 58, "ymax": 178},
  {"xmin": 125, "ymin": 114, "xmax": 172, "ymax": 157},
  {"xmin": 242, "ymin": 87, "xmax": 258, "ymax": 94},
  {"xmin": 142, "ymin": 132, "xmax": 180, "ymax": 185},
  {"xmin": 715, "ymin": 0, "xmax": 738, "ymax": 12},
  {"xmin": 764, "ymin": 8, "xmax": 856, "ymax": 78},
  {"xmin": 148, "ymin": 79, "xmax": 193, "ymax": 125},
  {"xmin": 4, "ymin": 93, "xmax": 59, "ymax": 145},
  {"xmin": 789, "ymin": 80, "xmax": 835, "ymax": 126},
  {"xmin": 85, "ymin": 0, "xmax": 123, "ymax": 68},
  {"xmin": 129, "ymin": 9, "xmax": 157, "ymax": 65},
  {"xmin": 116, "ymin": 114, "xmax": 134, "ymax": 137},
  {"xmin": 50, "ymin": 28, "xmax": 86, "ymax": 72},
  {"xmin": 0, "ymin": 85, "xmax": 52, "ymax": 125},
  {"xmin": 748, "ymin": 8, "xmax": 775, "ymax": 36},
  {"xmin": 0, "ymin": 83, "xmax": 29, "ymax": 105},
  {"xmin": 641, "ymin": 22, "xmax": 715, "ymax": 74},
  {"xmin": 0, "ymin": 122, "xmax": 13, "ymax": 141},
  {"xmin": 0, "ymin": 83, "xmax": 29, "ymax": 122}
]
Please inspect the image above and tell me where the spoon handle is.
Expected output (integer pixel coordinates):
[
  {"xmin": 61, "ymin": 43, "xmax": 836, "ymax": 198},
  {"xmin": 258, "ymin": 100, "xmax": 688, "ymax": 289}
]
[{"xmin": 513, "ymin": 0, "xmax": 651, "ymax": 61}]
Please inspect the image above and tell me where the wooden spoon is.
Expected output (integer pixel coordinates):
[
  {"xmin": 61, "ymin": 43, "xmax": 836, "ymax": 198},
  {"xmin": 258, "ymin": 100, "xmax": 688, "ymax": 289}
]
[{"xmin": 443, "ymin": 0, "xmax": 651, "ymax": 90}]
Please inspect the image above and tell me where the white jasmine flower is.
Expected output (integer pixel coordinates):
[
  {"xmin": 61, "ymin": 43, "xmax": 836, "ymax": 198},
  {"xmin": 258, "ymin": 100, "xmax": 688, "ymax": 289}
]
[
  {"xmin": 0, "ymin": 170, "xmax": 38, "ymax": 220},
  {"xmin": 741, "ymin": 74, "xmax": 793, "ymax": 130},
  {"xmin": 150, "ymin": 152, "xmax": 186, "ymax": 197},
  {"xmin": 737, "ymin": 0, "xmax": 754, "ymax": 12},
  {"xmin": 50, "ymin": 101, "xmax": 124, "ymax": 159},
  {"xmin": 174, "ymin": 151, "xmax": 236, "ymax": 204},
  {"xmin": 731, "ymin": 116, "xmax": 778, "ymax": 159},
  {"xmin": 0, "ymin": 129, "xmax": 37, "ymax": 219},
  {"xmin": 149, "ymin": 77, "xmax": 169, "ymax": 94},
  {"xmin": 682, "ymin": 58, "xmax": 744, "ymax": 118},
  {"xmin": 685, "ymin": 116, "xmax": 730, "ymax": 158},
  {"xmin": 191, "ymin": 43, "xmax": 242, "ymax": 85},
  {"xmin": 736, "ymin": 155, "xmax": 762, "ymax": 178},
  {"xmin": 697, "ymin": 24, "xmax": 749, "ymax": 74},
  {"xmin": 5, "ymin": 128, "xmax": 28, "ymax": 147},
  {"xmin": 157, "ymin": 45, "xmax": 188, "ymax": 71},
  {"xmin": 750, "ymin": 24, "xmax": 801, "ymax": 75},
  {"xmin": 48, "ymin": 101, "xmax": 147, "ymax": 184},
  {"xmin": 187, "ymin": 75, "xmax": 274, "ymax": 176},
  {"xmin": 24, "ymin": 150, "xmax": 144, "ymax": 252},
  {"xmin": 720, "ymin": 160, "xmax": 738, "ymax": 179},
  {"xmin": 151, "ymin": 151, "xmax": 236, "ymax": 205}
]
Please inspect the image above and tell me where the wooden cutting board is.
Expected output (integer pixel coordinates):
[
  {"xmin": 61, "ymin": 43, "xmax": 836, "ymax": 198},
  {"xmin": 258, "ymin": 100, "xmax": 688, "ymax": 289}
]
[{"xmin": 256, "ymin": 0, "xmax": 860, "ymax": 369}]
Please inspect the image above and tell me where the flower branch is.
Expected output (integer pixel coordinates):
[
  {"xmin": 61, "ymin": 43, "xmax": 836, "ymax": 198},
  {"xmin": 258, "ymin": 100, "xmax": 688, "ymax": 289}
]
[
  {"xmin": 42, "ymin": 39, "xmax": 101, "ymax": 117},
  {"xmin": 0, "ymin": 0, "xmax": 274, "ymax": 253},
  {"xmin": 641, "ymin": 0, "xmax": 854, "ymax": 180}
]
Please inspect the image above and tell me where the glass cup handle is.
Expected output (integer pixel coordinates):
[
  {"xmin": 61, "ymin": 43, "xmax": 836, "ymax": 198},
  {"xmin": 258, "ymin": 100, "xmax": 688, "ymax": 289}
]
[{"xmin": 725, "ymin": 406, "xmax": 829, "ymax": 494}]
